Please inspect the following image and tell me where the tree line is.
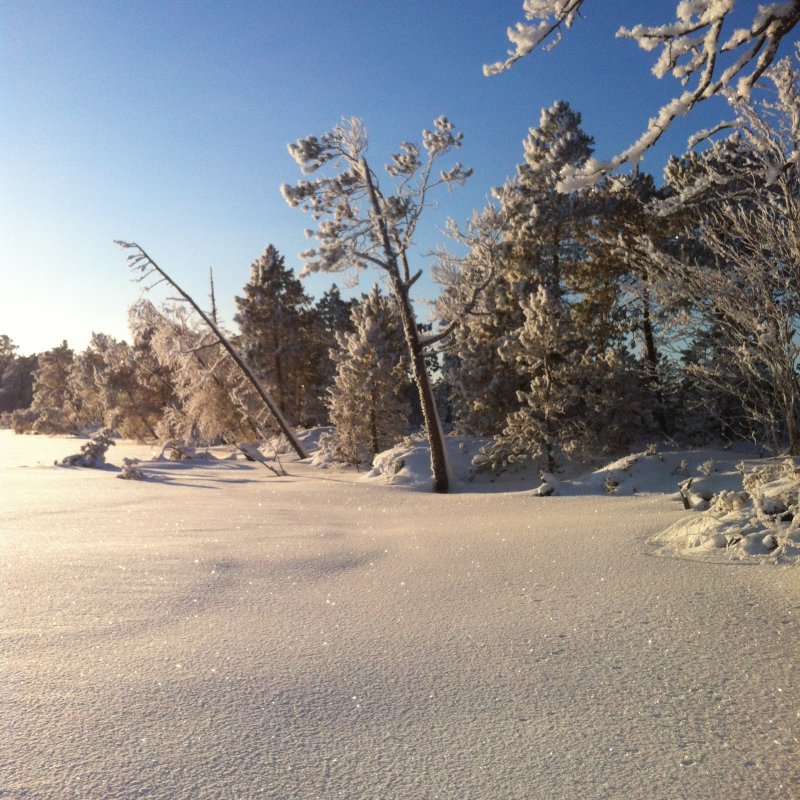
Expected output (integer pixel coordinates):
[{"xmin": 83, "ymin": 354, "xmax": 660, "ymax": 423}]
[{"xmin": 3, "ymin": 51, "xmax": 799, "ymax": 485}]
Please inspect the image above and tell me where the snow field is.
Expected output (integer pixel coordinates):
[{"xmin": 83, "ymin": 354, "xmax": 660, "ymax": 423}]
[{"xmin": 1, "ymin": 432, "xmax": 799, "ymax": 799}]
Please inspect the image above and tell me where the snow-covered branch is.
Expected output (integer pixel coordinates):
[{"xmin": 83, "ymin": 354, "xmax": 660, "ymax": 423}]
[{"xmin": 487, "ymin": 2, "xmax": 800, "ymax": 188}]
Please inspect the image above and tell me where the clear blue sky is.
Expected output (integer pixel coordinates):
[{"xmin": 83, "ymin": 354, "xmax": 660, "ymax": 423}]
[{"xmin": 2, "ymin": 0, "xmax": 796, "ymax": 355}]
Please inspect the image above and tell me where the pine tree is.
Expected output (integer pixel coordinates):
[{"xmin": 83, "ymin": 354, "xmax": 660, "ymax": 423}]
[
  {"xmin": 445, "ymin": 101, "xmax": 652, "ymax": 469},
  {"xmin": 282, "ymin": 116, "xmax": 472, "ymax": 492},
  {"xmin": 303, "ymin": 284, "xmax": 358, "ymax": 425},
  {"xmin": 0, "ymin": 337, "xmax": 36, "ymax": 414},
  {"xmin": 446, "ymin": 103, "xmax": 592, "ymax": 444},
  {"xmin": 322, "ymin": 285, "xmax": 409, "ymax": 465},
  {"xmin": 126, "ymin": 300, "xmax": 178, "ymax": 436}
]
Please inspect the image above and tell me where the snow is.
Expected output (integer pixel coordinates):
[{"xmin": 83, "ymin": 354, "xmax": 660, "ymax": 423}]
[{"xmin": 2, "ymin": 431, "xmax": 799, "ymax": 799}]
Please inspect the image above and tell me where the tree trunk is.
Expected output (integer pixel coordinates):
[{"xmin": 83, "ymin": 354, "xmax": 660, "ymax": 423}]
[
  {"xmin": 360, "ymin": 157, "xmax": 449, "ymax": 492},
  {"xmin": 390, "ymin": 271, "xmax": 450, "ymax": 492},
  {"xmin": 117, "ymin": 241, "xmax": 309, "ymax": 459},
  {"xmin": 369, "ymin": 386, "xmax": 379, "ymax": 456},
  {"xmin": 641, "ymin": 289, "xmax": 669, "ymax": 436}
]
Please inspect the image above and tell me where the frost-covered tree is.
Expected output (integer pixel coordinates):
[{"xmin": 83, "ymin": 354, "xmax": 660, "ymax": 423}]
[
  {"xmin": 135, "ymin": 303, "xmax": 259, "ymax": 444},
  {"xmin": 439, "ymin": 101, "xmax": 654, "ymax": 467},
  {"xmin": 435, "ymin": 206, "xmax": 526, "ymax": 436},
  {"xmin": 303, "ymin": 284, "xmax": 358, "ymax": 425},
  {"xmin": 118, "ymin": 242, "xmax": 308, "ymax": 458},
  {"xmin": 0, "ymin": 337, "xmax": 36, "ymax": 415},
  {"xmin": 234, "ymin": 245, "xmax": 315, "ymax": 424},
  {"xmin": 322, "ymin": 285, "xmax": 409, "ymax": 465},
  {"xmin": 440, "ymin": 103, "xmax": 593, "ymax": 435},
  {"xmin": 127, "ymin": 300, "xmax": 179, "ymax": 435},
  {"xmin": 282, "ymin": 116, "xmax": 472, "ymax": 491},
  {"xmin": 649, "ymin": 53, "xmax": 800, "ymax": 451},
  {"xmin": 581, "ymin": 171, "xmax": 676, "ymax": 435},
  {"xmin": 79, "ymin": 330, "xmax": 169, "ymax": 440},
  {"xmin": 486, "ymin": 2, "xmax": 800, "ymax": 186},
  {"xmin": 473, "ymin": 284, "xmax": 586, "ymax": 473},
  {"xmin": 29, "ymin": 341, "xmax": 76, "ymax": 433},
  {"xmin": 66, "ymin": 333, "xmax": 114, "ymax": 431}
]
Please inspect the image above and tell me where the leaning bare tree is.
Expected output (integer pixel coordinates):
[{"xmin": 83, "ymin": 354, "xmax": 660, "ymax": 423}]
[
  {"xmin": 281, "ymin": 117, "xmax": 473, "ymax": 492},
  {"xmin": 486, "ymin": 1, "xmax": 800, "ymax": 187},
  {"xmin": 116, "ymin": 241, "xmax": 309, "ymax": 460}
]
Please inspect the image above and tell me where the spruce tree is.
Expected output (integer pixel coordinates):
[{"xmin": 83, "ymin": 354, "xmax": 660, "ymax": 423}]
[
  {"xmin": 234, "ymin": 245, "xmax": 313, "ymax": 424},
  {"xmin": 322, "ymin": 285, "xmax": 409, "ymax": 465}
]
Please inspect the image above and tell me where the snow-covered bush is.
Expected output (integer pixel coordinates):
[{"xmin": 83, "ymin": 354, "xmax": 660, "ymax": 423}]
[{"xmin": 57, "ymin": 429, "xmax": 116, "ymax": 468}]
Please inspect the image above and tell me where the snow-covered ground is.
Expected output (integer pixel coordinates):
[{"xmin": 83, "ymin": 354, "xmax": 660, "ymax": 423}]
[{"xmin": 1, "ymin": 431, "xmax": 798, "ymax": 799}]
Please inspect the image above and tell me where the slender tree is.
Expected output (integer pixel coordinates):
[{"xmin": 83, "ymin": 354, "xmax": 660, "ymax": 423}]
[
  {"xmin": 282, "ymin": 116, "xmax": 472, "ymax": 491},
  {"xmin": 116, "ymin": 242, "xmax": 309, "ymax": 459}
]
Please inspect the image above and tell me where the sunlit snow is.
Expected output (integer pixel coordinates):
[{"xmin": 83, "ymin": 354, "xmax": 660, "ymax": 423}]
[{"xmin": 1, "ymin": 431, "xmax": 798, "ymax": 799}]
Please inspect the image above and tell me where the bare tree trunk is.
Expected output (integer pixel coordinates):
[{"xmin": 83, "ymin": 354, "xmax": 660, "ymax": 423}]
[
  {"xmin": 369, "ymin": 387, "xmax": 379, "ymax": 456},
  {"xmin": 641, "ymin": 289, "xmax": 668, "ymax": 436}
]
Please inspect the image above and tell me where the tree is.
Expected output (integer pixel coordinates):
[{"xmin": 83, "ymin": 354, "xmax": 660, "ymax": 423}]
[
  {"xmin": 435, "ymin": 206, "xmax": 528, "ymax": 437},
  {"xmin": 474, "ymin": 284, "xmax": 587, "ymax": 474},
  {"xmin": 146, "ymin": 304, "xmax": 262, "ymax": 443},
  {"xmin": 0, "ymin": 336, "xmax": 36, "ymax": 414},
  {"xmin": 29, "ymin": 341, "xmax": 76, "ymax": 433},
  {"xmin": 306, "ymin": 284, "xmax": 358, "ymax": 423},
  {"xmin": 66, "ymin": 333, "xmax": 113, "ymax": 431},
  {"xmin": 234, "ymin": 245, "xmax": 316, "ymax": 424},
  {"xmin": 438, "ymin": 101, "xmax": 655, "ymax": 469},
  {"xmin": 117, "ymin": 242, "xmax": 309, "ymax": 459},
  {"xmin": 486, "ymin": 2, "xmax": 800, "ymax": 186},
  {"xmin": 322, "ymin": 285, "xmax": 409, "ymax": 465},
  {"xmin": 282, "ymin": 116, "xmax": 472, "ymax": 491},
  {"xmin": 647, "ymin": 53, "xmax": 800, "ymax": 451},
  {"xmin": 127, "ymin": 300, "xmax": 179, "ymax": 436},
  {"xmin": 583, "ymin": 171, "xmax": 674, "ymax": 435},
  {"xmin": 440, "ymin": 103, "xmax": 593, "ymax": 441}
]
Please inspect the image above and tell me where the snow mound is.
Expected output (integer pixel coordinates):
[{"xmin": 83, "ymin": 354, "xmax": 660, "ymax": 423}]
[
  {"xmin": 650, "ymin": 457, "xmax": 800, "ymax": 564},
  {"xmin": 574, "ymin": 447, "xmax": 744, "ymax": 498},
  {"xmin": 652, "ymin": 509, "xmax": 800, "ymax": 563},
  {"xmin": 364, "ymin": 435, "xmax": 488, "ymax": 490},
  {"xmin": 271, "ymin": 426, "xmax": 333, "ymax": 457}
]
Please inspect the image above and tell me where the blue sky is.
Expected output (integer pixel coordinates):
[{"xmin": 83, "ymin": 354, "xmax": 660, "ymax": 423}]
[{"xmin": 2, "ymin": 0, "xmax": 797, "ymax": 355}]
